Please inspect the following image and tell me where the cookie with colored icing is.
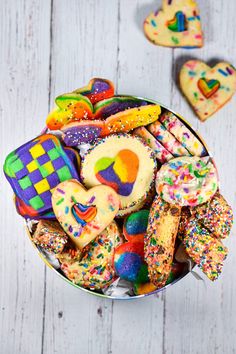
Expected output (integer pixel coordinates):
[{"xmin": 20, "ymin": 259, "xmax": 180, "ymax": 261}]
[
  {"xmin": 147, "ymin": 120, "xmax": 191, "ymax": 157},
  {"xmin": 81, "ymin": 134, "xmax": 157, "ymax": 216},
  {"xmin": 52, "ymin": 179, "xmax": 120, "ymax": 249},
  {"xmin": 4, "ymin": 134, "xmax": 79, "ymax": 218},
  {"xmin": 123, "ymin": 210, "xmax": 149, "ymax": 243},
  {"xmin": 59, "ymin": 221, "xmax": 123, "ymax": 290},
  {"xmin": 144, "ymin": 0, "xmax": 203, "ymax": 48},
  {"xmin": 114, "ymin": 242, "xmax": 149, "ymax": 283},
  {"xmin": 181, "ymin": 217, "xmax": 228, "ymax": 280},
  {"xmin": 159, "ymin": 111, "xmax": 207, "ymax": 156},
  {"xmin": 144, "ymin": 196, "xmax": 181, "ymax": 288},
  {"xmin": 133, "ymin": 127, "xmax": 173, "ymax": 163},
  {"xmin": 180, "ymin": 60, "xmax": 236, "ymax": 121},
  {"xmin": 62, "ymin": 105, "xmax": 161, "ymax": 146},
  {"xmin": 32, "ymin": 220, "xmax": 68, "ymax": 254},
  {"xmin": 156, "ymin": 156, "xmax": 218, "ymax": 206}
]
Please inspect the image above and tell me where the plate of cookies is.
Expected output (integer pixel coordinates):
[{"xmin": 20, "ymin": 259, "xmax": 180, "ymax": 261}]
[{"xmin": 4, "ymin": 78, "xmax": 233, "ymax": 299}]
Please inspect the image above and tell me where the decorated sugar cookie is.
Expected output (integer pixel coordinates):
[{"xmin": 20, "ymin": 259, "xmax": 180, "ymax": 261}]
[
  {"xmin": 62, "ymin": 105, "xmax": 161, "ymax": 146},
  {"xmin": 144, "ymin": 0, "xmax": 203, "ymax": 48},
  {"xmin": 59, "ymin": 221, "xmax": 123, "ymax": 290},
  {"xmin": 180, "ymin": 60, "xmax": 236, "ymax": 121},
  {"xmin": 156, "ymin": 156, "xmax": 218, "ymax": 206},
  {"xmin": 134, "ymin": 127, "xmax": 173, "ymax": 163},
  {"xmin": 159, "ymin": 111, "xmax": 207, "ymax": 156},
  {"xmin": 81, "ymin": 134, "xmax": 157, "ymax": 216},
  {"xmin": 52, "ymin": 180, "xmax": 120, "ymax": 249},
  {"xmin": 147, "ymin": 120, "xmax": 191, "ymax": 157},
  {"xmin": 4, "ymin": 134, "xmax": 79, "ymax": 218}
]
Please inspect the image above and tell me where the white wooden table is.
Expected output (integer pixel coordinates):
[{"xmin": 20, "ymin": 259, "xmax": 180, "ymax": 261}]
[{"xmin": 1, "ymin": 1, "xmax": 236, "ymax": 353}]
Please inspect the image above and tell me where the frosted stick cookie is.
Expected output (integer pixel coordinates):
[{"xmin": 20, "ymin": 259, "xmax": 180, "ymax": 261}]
[
  {"xmin": 81, "ymin": 134, "xmax": 156, "ymax": 216},
  {"xmin": 144, "ymin": 196, "xmax": 181, "ymax": 288},
  {"xmin": 62, "ymin": 105, "xmax": 161, "ymax": 146},
  {"xmin": 180, "ymin": 60, "xmax": 236, "ymax": 121},
  {"xmin": 59, "ymin": 221, "xmax": 123, "ymax": 290},
  {"xmin": 191, "ymin": 192, "xmax": 233, "ymax": 239},
  {"xmin": 134, "ymin": 127, "xmax": 173, "ymax": 163},
  {"xmin": 182, "ymin": 218, "xmax": 228, "ymax": 280},
  {"xmin": 159, "ymin": 111, "xmax": 207, "ymax": 156},
  {"xmin": 144, "ymin": 0, "xmax": 203, "ymax": 48},
  {"xmin": 147, "ymin": 120, "xmax": 191, "ymax": 157},
  {"xmin": 52, "ymin": 180, "xmax": 120, "ymax": 249},
  {"xmin": 156, "ymin": 156, "xmax": 218, "ymax": 206}
]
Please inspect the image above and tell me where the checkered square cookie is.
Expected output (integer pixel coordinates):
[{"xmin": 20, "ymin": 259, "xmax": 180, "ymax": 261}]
[{"xmin": 4, "ymin": 134, "xmax": 79, "ymax": 217}]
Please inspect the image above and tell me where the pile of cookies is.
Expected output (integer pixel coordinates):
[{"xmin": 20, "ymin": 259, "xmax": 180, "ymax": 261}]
[{"xmin": 4, "ymin": 78, "xmax": 233, "ymax": 297}]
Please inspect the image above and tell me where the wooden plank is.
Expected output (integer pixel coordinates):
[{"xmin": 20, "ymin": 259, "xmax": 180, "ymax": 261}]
[
  {"xmin": 164, "ymin": 0, "xmax": 236, "ymax": 353},
  {"xmin": 42, "ymin": 1, "xmax": 119, "ymax": 353},
  {"xmin": 0, "ymin": 1, "xmax": 51, "ymax": 353},
  {"xmin": 110, "ymin": 1, "xmax": 172, "ymax": 353}
]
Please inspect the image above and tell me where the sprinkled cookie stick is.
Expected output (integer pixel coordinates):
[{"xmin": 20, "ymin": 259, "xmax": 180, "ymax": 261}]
[
  {"xmin": 182, "ymin": 218, "xmax": 228, "ymax": 281},
  {"xmin": 147, "ymin": 120, "xmax": 191, "ymax": 157},
  {"xmin": 159, "ymin": 111, "xmax": 207, "ymax": 157},
  {"xmin": 144, "ymin": 196, "xmax": 181, "ymax": 288},
  {"xmin": 134, "ymin": 127, "xmax": 173, "ymax": 163},
  {"xmin": 191, "ymin": 192, "xmax": 233, "ymax": 239}
]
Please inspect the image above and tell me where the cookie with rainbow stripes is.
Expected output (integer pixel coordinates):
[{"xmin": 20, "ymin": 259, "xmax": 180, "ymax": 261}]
[
  {"xmin": 52, "ymin": 180, "xmax": 120, "ymax": 249},
  {"xmin": 144, "ymin": 0, "xmax": 203, "ymax": 48},
  {"xmin": 180, "ymin": 60, "xmax": 236, "ymax": 121},
  {"xmin": 81, "ymin": 134, "xmax": 157, "ymax": 216},
  {"xmin": 4, "ymin": 134, "xmax": 79, "ymax": 217}
]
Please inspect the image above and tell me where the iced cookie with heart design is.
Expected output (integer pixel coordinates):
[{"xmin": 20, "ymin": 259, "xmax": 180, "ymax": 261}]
[
  {"xmin": 144, "ymin": 0, "xmax": 203, "ymax": 48},
  {"xmin": 52, "ymin": 180, "xmax": 120, "ymax": 249},
  {"xmin": 81, "ymin": 134, "xmax": 157, "ymax": 216},
  {"xmin": 180, "ymin": 60, "xmax": 236, "ymax": 121}
]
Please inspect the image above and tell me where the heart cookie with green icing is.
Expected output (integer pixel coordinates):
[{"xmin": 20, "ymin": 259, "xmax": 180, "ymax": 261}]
[
  {"xmin": 180, "ymin": 60, "xmax": 236, "ymax": 121},
  {"xmin": 52, "ymin": 180, "xmax": 120, "ymax": 249},
  {"xmin": 143, "ymin": 0, "xmax": 203, "ymax": 48}
]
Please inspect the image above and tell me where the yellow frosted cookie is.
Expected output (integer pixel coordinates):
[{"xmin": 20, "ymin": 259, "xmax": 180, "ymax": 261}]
[
  {"xmin": 180, "ymin": 60, "xmax": 236, "ymax": 121},
  {"xmin": 144, "ymin": 0, "xmax": 203, "ymax": 48}
]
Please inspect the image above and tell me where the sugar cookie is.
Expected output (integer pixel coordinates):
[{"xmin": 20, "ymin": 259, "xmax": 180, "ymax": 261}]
[
  {"xmin": 180, "ymin": 60, "xmax": 236, "ymax": 121},
  {"xmin": 52, "ymin": 180, "xmax": 120, "ymax": 249},
  {"xmin": 156, "ymin": 156, "xmax": 218, "ymax": 206},
  {"xmin": 144, "ymin": 0, "xmax": 203, "ymax": 48},
  {"xmin": 81, "ymin": 134, "xmax": 156, "ymax": 216}
]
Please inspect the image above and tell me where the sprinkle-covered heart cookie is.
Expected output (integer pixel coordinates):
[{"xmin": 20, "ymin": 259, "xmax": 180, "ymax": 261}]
[
  {"xmin": 52, "ymin": 180, "xmax": 120, "ymax": 249},
  {"xmin": 144, "ymin": 0, "xmax": 203, "ymax": 48},
  {"xmin": 180, "ymin": 60, "xmax": 236, "ymax": 121}
]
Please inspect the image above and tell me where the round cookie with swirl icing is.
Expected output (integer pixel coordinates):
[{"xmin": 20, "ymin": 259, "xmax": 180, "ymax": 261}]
[
  {"xmin": 81, "ymin": 134, "xmax": 157, "ymax": 216},
  {"xmin": 156, "ymin": 156, "xmax": 218, "ymax": 206}
]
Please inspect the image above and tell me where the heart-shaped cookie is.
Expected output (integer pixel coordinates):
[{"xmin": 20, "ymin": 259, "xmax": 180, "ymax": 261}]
[
  {"xmin": 95, "ymin": 150, "xmax": 139, "ymax": 197},
  {"xmin": 180, "ymin": 60, "xmax": 236, "ymax": 121},
  {"xmin": 52, "ymin": 180, "xmax": 120, "ymax": 249},
  {"xmin": 144, "ymin": 0, "xmax": 203, "ymax": 48},
  {"xmin": 74, "ymin": 78, "xmax": 115, "ymax": 104}
]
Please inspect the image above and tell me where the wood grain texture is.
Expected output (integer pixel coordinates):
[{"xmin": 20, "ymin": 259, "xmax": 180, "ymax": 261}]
[{"xmin": 1, "ymin": 0, "xmax": 236, "ymax": 353}]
